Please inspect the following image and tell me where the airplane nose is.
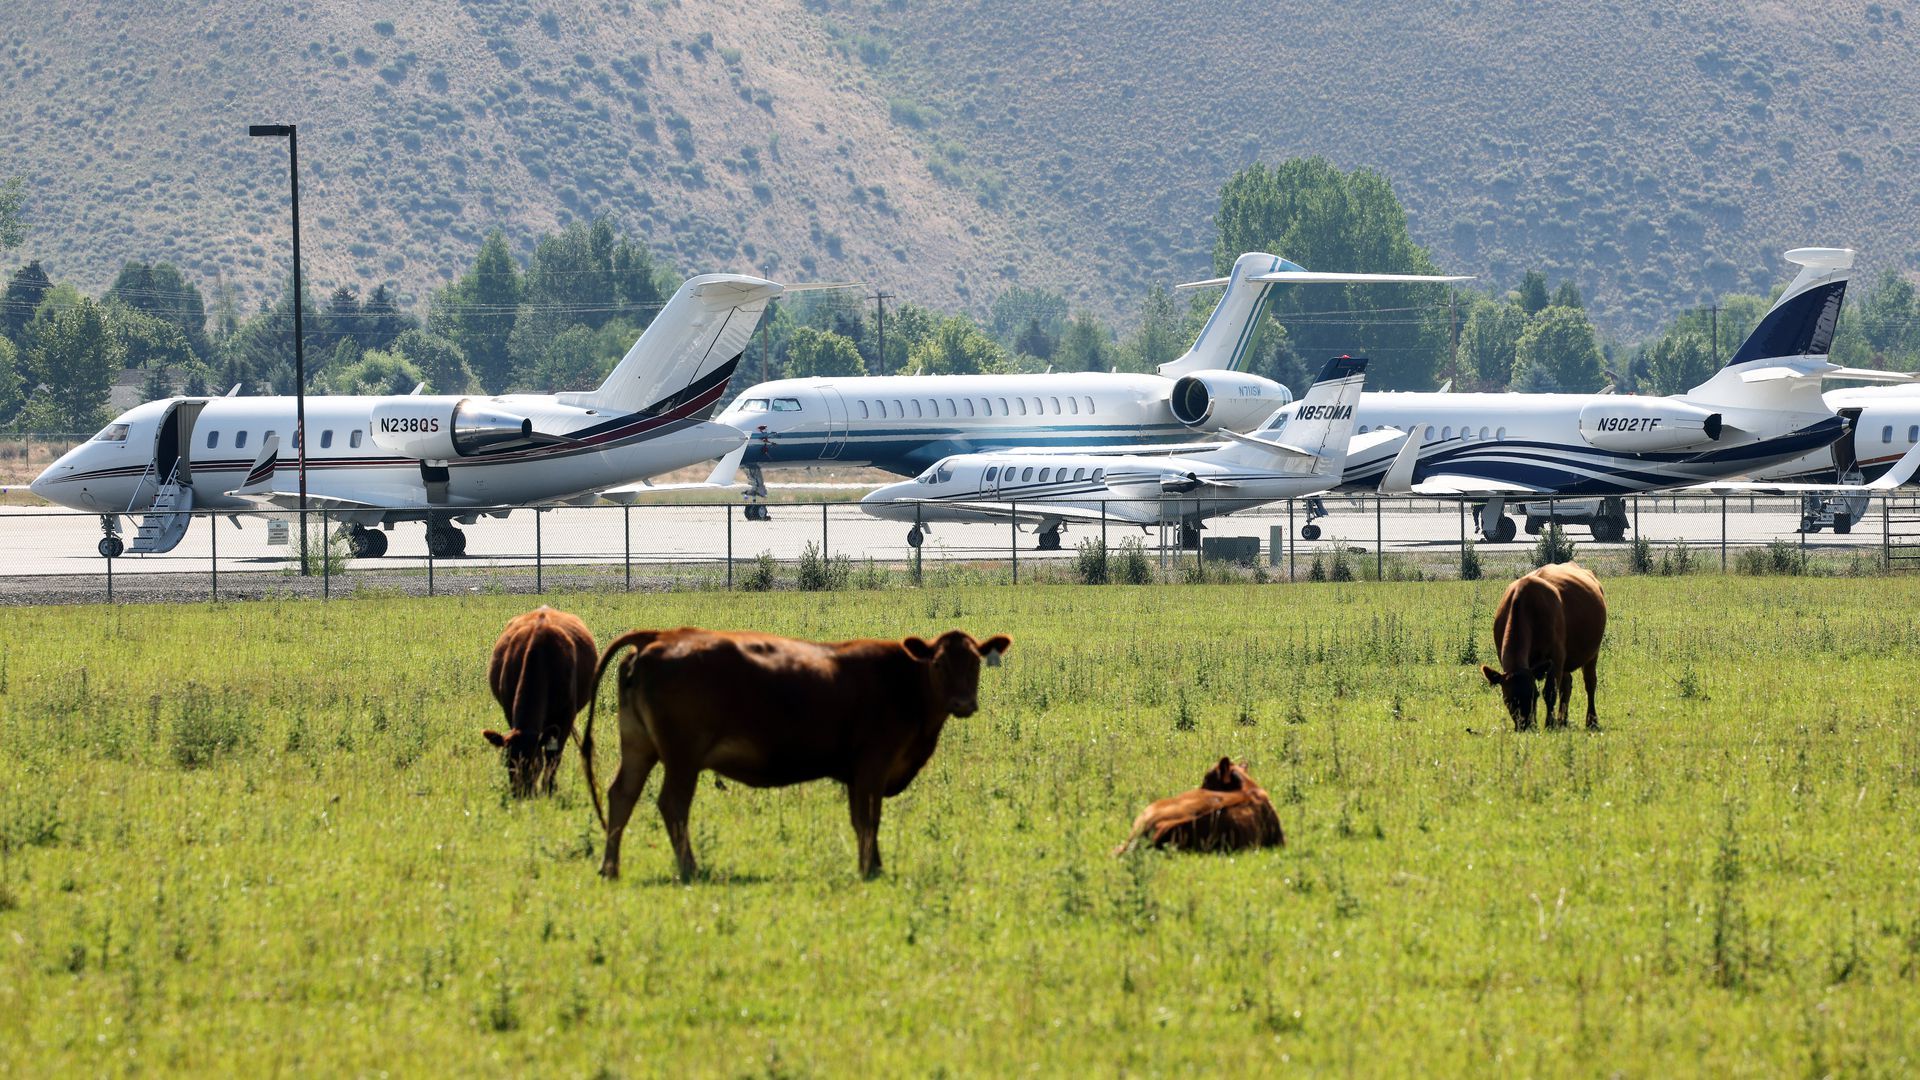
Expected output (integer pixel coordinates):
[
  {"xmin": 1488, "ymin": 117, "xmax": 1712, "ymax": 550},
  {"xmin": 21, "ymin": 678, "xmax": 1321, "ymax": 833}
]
[{"xmin": 860, "ymin": 483, "xmax": 915, "ymax": 520}]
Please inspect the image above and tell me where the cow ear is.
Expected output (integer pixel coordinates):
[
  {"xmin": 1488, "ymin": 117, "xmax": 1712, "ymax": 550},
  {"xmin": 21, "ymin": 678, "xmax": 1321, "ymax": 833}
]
[
  {"xmin": 482, "ymin": 729, "xmax": 508, "ymax": 748},
  {"xmin": 902, "ymin": 637, "xmax": 936, "ymax": 661},
  {"xmin": 1481, "ymin": 664, "xmax": 1503, "ymax": 686},
  {"xmin": 979, "ymin": 634, "xmax": 1011, "ymax": 666}
]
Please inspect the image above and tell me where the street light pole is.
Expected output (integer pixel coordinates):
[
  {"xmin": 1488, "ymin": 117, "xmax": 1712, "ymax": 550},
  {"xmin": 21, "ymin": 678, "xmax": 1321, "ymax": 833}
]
[{"xmin": 249, "ymin": 123, "xmax": 310, "ymax": 575}]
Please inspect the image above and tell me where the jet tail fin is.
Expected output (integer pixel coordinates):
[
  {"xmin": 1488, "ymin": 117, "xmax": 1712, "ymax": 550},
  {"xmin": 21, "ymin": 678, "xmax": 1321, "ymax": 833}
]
[
  {"xmin": 1687, "ymin": 248, "xmax": 1854, "ymax": 405},
  {"xmin": 565, "ymin": 273, "xmax": 783, "ymax": 416},
  {"xmin": 1214, "ymin": 356, "xmax": 1367, "ymax": 473}
]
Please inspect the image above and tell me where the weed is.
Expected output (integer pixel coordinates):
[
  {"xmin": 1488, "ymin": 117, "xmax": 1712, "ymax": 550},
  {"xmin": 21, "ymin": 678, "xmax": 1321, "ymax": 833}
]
[
  {"xmin": 1531, "ymin": 522, "xmax": 1576, "ymax": 566},
  {"xmin": 1113, "ymin": 537, "xmax": 1153, "ymax": 585},
  {"xmin": 1628, "ymin": 534, "xmax": 1655, "ymax": 574},
  {"xmin": 738, "ymin": 551, "xmax": 778, "ymax": 591},
  {"xmin": 1459, "ymin": 537, "xmax": 1483, "ymax": 581},
  {"xmin": 795, "ymin": 542, "xmax": 851, "ymax": 591},
  {"xmin": 1074, "ymin": 538, "xmax": 1109, "ymax": 584}
]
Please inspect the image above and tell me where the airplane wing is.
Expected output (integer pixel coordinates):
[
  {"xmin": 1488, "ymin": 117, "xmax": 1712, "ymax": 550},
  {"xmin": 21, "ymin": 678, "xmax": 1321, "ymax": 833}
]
[
  {"xmin": 1691, "ymin": 441, "xmax": 1920, "ymax": 494},
  {"xmin": 887, "ymin": 499, "xmax": 1158, "ymax": 527},
  {"xmin": 595, "ymin": 481, "xmax": 739, "ymax": 505},
  {"xmin": 1214, "ymin": 429, "xmax": 1318, "ymax": 462},
  {"xmin": 1741, "ymin": 360, "xmax": 1919, "ymax": 384},
  {"xmin": 219, "ymin": 488, "xmax": 397, "ymax": 513}
]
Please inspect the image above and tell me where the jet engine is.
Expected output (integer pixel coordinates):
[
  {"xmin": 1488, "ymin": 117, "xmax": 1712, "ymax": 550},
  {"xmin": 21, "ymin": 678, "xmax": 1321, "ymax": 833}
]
[
  {"xmin": 1168, "ymin": 371, "xmax": 1291, "ymax": 433},
  {"xmin": 1576, "ymin": 398, "xmax": 1724, "ymax": 453},
  {"xmin": 369, "ymin": 399, "xmax": 540, "ymax": 460}
]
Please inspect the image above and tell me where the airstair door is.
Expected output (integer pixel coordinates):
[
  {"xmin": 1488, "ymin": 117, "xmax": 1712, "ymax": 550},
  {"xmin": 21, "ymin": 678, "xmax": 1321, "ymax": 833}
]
[
  {"xmin": 820, "ymin": 387, "xmax": 850, "ymax": 460},
  {"xmin": 154, "ymin": 400, "xmax": 207, "ymax": 484}
]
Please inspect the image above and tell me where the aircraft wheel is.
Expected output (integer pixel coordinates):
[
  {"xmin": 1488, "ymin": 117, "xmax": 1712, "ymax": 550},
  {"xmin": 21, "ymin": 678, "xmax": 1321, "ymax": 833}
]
[
  {"xmin": 1300, "ymin": 524, "xmax": 1321, "ymax": 541},
  {"xmin": 1179, "ymin": 524, "xmax": 1201, "ymax": 550},
  {"xmin": 98, "ymin": 537, "xmax": 124, "ymax": 559},
  {"xmin": 452, "ymin": 528, "xmax": 469, "ymax": 555},
  {"xmin": 1037, "ymin": 529, "xmax": 1062, "ymax": 551},
  {"xmin": 1590, "ymin": 518, "xmax": 1625, "ymax": 543},
  {"xmin": 368, "ymin": 529, "xmax": 389, "ymax": 557},
  {"xmin": 744, "ymin": 504, "xmax": 770, "ymax": 522},
  {"xmin": 906, "ymin": 527, "xmax": 923, "ymax": 548},
  {"xmin": 1834, "ymin": 515, "xmax": 1853, "ymax": 535},
  {"xmin": 426, "ymin": 527, "xmax": 459, "ymax": 558},
  {"xmin": 1492, "ymin": 516, "xmax": 1518, "ymax": 543},
  {"xmin": 349, "ymin": 528, "xmax": 384, "ymax": 558}
]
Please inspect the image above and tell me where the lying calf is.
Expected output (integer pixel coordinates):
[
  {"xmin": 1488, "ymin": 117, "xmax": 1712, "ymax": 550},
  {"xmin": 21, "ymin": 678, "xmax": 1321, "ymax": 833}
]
[{"xmin": 1115, "ymin": 757, "xmax": 1285, "ymax": 855}]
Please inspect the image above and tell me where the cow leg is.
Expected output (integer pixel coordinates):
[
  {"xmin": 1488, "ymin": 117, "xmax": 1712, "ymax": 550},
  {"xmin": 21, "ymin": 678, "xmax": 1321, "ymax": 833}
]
[
  {"xmin": 1583, "ymin": 662, "xmax": 1600, "ymax": 731},
  {"xmin": 1540, "ymin": 673, "xmax": 1558, "ymax": 730},
  {"xmin": 656, "ymin": 765, "xmax": 700, "ymax": 884},
  {"xmin": 848, "ymin": 780, "xmax": 884, "ymax": 880},
  {"xmin": 1553, "ymin": 670, "xmax": 1575, "ymax": 729},
  {"xmin": 599, "ymin": 740, "xmax": 658, "ymax": 880}
]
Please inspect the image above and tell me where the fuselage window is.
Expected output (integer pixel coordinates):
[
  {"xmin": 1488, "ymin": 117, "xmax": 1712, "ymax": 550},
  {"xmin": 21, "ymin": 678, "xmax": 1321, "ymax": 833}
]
[
  {"xmin": 1038, "ymin": 468, "xmax": 1051, "ymax": 483},
  {"xmin": 1496, "ymin": 427, "xmax": 1507, "ymax": 440},
  {"xmin": 206, "ymin": 430, "xmax": 220, "ymax": 449},
  {"xmin": 1424, "ymin": 426, "xmax": 1435, "ymax": 439},
  {"xmin": 1068, "ymin": 397, "xmax": 1079, "ymax": 415},
  {"xmin": 984, "ymin": 466, "xmax": 998, "ymax": 483},
  {"xmin": 1084, "ymin": 396, "xmax": 1095, "ymax": 415},
  {"xmin": 1480, "ymin": 426, "xmax": 1490, "ymax": 441},
  {"xmin": 350, "ymin": 429, "xmax": 364, "ymax": 449},
  {"xmin": 1073, "ymin": 467, "xmax": 1087, "ymax": 481},
  {"xmin": 858, "ymin": 401, "xmax": 870, "ymax": 420},
  {"xmin": 964, "ymin": 399, "xmax": 976, "ymax": 417},
  {"xmin": 999, "ymin": 397, "xmax": 1011, "ymax": 416},
  {"xmin": 772, "ymin": 398, "xmax": 802, "ymax": 412},
  {"xmin": 235, "ymin": 431, "xmax": 249, "ymax": 449},
  {"xmin": 1358, "ymin": 425, "xmax": 1369, "ymax": 435},
  {"xmin": 1884, "ymin": 426, "xmax": 1894, "ymax": 443},
  {"xmin": 321, "ymin": 430, "xmax": 334, "ymax": 449},
  {"xmin": 911, "ymin": 400, "xmax": 923, "ymax": 419},
  {"xmin": 894, "ymin": 399, "xmax": 906, "ymax": 418},
  {"xmin": 1021, "ymin": 467, "xmax": 1034, "ymax": 482},
  {"xmin": 1031, "ymin": 397, "xmax": 1044, "ymax": 415},
  {"xmin": 980, "ymin": 398, "xmax": 992, "ymax": 416},
  {"xmin": 1015, "ymin": 398, "xmax": 1028, "ymax": 416},
  {"xmin": 92, "ymin": 423, "xmax": 131, "ymax": 443},
  {"xmin": 946, "ymin": 398, "xmax": 958, "ymax": 417},
  {"xmin": 1442, "ymin": 426, "xmax": 1452, "ymax": 440},
  {"xmin": 1909, "ymin": 425, "xmax": 1917, "ymax": 443},
  {"xmin": 1050, "ymin": 396, "xmax": 1062, "ymax": 414},
  {"xmin": 1092, "ymin": 468, "xmax": 1104, "ymax": 483}
]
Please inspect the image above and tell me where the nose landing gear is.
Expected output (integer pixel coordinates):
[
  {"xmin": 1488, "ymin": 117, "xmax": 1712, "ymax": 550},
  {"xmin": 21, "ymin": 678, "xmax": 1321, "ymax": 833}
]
[{"xmin": 98, "ymin": 515, "xmax": 124, "ymax": 558}]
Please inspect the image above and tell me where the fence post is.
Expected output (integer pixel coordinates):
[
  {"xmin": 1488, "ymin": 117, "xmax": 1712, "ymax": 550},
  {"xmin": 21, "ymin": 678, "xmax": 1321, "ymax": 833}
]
[
  {"xmin": 625, "ymin": 505, "xmax": 633, "ymax": 593},
  {"xmin": 1010, "ymin": 501, "xmax": 1018, "ymax": 585},
  {"xmin": 210, "ymin": 511, "xmax": 218, "ymax": 602},
  {"xmin": 535, "ymin": 509, "xmax": 543, "ymax": 594},
  {"xmin": 105, "ymin": 533, "xmax": 113, "ymax": 603},
  {"xmin": 1883, "ymin": 492, "xmax": 1891, "ymax": 570},
  {"xmin": 1375, "ymin": 497, "xmax": 1383, "ymax": 580},
  {"xmin": 725, "ymin": 505, "xmax": 733, "ymax": 590},
  {"xmin": 913, "ymin": 502, "xmax": 923, "ymax": 584},
  {"xmin": 1633, "ymin": 496, "xmax": 1639, "ymax": 541},
  {"xmin": 1100, "ymin": 502, "xmax": 1108, "ymax": 578},
  {"xmin": 321, "ymin": 510, "xmax": 330, "ymax": 600},
  {"xmin": 427, "ymin": 518, "xmax": 435, "ymax": 597},
  {"xmin": 1719, "ymin": 497, "xmax": 1727, "ymax": 572},
  {"xmin": 1287, "ymin": 499, "xmax": 1295, "ymax": 582},
  {"xmin": 1458, "ymin": 498, "xmax": 1466, "ymax": 575},
  {"xmin": 821, "ymin": 501, "xmax": 828, "ymax": 560}
]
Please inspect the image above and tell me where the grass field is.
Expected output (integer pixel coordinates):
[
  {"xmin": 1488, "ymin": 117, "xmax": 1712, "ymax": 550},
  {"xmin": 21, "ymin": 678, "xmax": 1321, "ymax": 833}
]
[{"xmin": 2, "ymin": 576, "xmax": 1918, "ymax": 1074}]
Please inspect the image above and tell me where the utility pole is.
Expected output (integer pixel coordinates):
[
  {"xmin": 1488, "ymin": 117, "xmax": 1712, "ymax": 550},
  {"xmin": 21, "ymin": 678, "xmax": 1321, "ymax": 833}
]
[
  {"xmin": 1449, "ymin": 290, "xmax": 1460, "ymax": 387},
  {"xmin": 1710, "ymin": 303, "xmax": 1719, "ymax": 367},
  {"xmin": 871, "ymin": 291, "xmax": 893, "ymax": 376},
  {"xmin": 249, "ymin": 123, "xmax": 309, "ymax": 575}
]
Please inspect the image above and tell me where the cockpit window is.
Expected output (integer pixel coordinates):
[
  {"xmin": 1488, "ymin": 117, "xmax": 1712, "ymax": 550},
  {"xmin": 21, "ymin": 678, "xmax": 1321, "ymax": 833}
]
[
  {"xmin": 738, "ymin": 398, "xmax": 769, "ymax": 412},
  {"xmin": 934, "ymin": 462, "xmax": 953, "ymax": 483},
  {"xmin": 92, "ymin": 423, "xmax": 130, "ymax": 443},
  {"xmin": 771, "ymin": 398, "xmax": 802, "ymax": 412}
]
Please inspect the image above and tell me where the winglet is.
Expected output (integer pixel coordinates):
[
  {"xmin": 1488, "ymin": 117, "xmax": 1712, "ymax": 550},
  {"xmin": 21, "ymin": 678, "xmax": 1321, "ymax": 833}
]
[
  {"xmin": 706, "ymin": 443, "xmax": 746, "ymax": 487},
  {"xmin": 1868, "ymin": 440, "xmax": 1920, "ymax": 490},
  {"xmin": 230, "ymin": 433, "xmax": 281, "ymax": 495},
  {"xmin": 1376, "ymin": 428, "xmax": 1420, "ymax": 495}
]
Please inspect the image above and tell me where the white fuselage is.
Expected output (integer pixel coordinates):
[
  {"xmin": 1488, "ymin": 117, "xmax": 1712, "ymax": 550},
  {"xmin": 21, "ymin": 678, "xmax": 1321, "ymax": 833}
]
[
  {"xmin": 1757, "ymin": 386, "xmax": 1920, "ymax": 482},
  {"xmin": 32, "ymin": 393, "xmax": 743, "ymax": 524},
  {"xmin": 717, "ymin": 370, "xmax": 1288, "ymax": 476}
]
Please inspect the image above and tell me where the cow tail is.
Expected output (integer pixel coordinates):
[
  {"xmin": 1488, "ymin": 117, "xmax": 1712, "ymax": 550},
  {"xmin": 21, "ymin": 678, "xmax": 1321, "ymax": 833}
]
[
  {"xmin": 510, "ymin": 635, "xmax": 552, "ymax": 750},
  {"xmin": 580, "ymin": 629, "xmax": 662, "ymax": 832}
]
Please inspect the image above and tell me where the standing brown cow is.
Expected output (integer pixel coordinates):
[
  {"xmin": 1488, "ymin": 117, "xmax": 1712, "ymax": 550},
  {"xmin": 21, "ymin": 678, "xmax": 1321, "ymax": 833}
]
[
  {"xmin": 484, "ymin": 606, "xmax": 598, "ymax": 796},
  {"xmin": 1481, "ymin": 562, "xmax": 1607, "ymax": 731},
  {"xmin": 581, "ymin": 627, "xmax": 1010, "ymax": 882},
  {"xmin": 1114, "ymin": 758, "xmax": 1286, "ymax": 855}
]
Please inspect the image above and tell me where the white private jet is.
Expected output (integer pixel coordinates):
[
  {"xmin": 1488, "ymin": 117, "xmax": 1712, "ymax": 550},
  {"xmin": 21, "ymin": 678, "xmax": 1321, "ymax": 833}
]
[
  {"xmin": 714, "ymin": 252, "xmax": 1466, "ymax": 517},
  {"xmin": 32, "ymin": 273, "xmax": 782, "ymax": 558},
  {"xmin": 861, "ymin": 355, "xmax": 1381, "ymax": 549},
  {"xmin": 1343, "ymin": 247, "xmax": 1916, "ymax": 541}
]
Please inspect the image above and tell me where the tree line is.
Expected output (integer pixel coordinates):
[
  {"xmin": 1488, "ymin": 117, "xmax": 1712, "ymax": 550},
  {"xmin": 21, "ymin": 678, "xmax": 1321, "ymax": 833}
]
[{"xmin": 3, "ymin": 162, "xmax": 1920, "ymax": 433}]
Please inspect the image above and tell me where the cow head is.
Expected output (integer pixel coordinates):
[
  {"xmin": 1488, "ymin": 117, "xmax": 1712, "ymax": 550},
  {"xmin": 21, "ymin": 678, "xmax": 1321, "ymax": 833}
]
[
  {"xmin": 1481, "ymin": 661, "xmax": 1551, "ymax": 731},
  {"xmin": 902, "ymin": 630, "xmax": 1013, "ymax": 718},
  {"xmin": 482, "ymin": 727, "xmax": 566, "ymax": 797},
  {"xmin": 1201, "ymin": 757, "xmax": 1253, "ymax": 792}
]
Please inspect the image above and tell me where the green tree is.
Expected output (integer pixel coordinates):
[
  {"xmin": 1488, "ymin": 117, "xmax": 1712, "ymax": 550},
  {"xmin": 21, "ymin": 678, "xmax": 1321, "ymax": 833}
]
[
  {"xmin": 1458, "ymin": 297, "xmax": 1526, "ymax": 389},
  {"xmin": 1120, "ymin": 284, "xmax": 1185, "ymax": 372},
  {"xmin": 24, "ymin": 297, "xmax": 123, "ymax": 429},
  {"xmin": 106, "ymin": 261, "xmax": 210, "ymax": 358},
  {"xmin": 1846, "ymin": 270, "xmax": 1920, "ymax": 368},
  {"xmin": 391, "ymin": 329, "xmax": 475, "ymax": 394},
  {"xmin": 324, "ymin": 286, "xmax": 363, "ymax": 355},
  {"xmin": 0, "ymin": 176, "xmax": 25, "ymax": 252},
  {"xmin": 1516, "ymin": 271, "xmax": 1551, "ymax": 316},
  {"xmin": 1212, "ymin": 158, "xmax": 1448, "ymax": 388},
  {"xmin": 1551, "ymin": 280, "xmax": 1584, "ymax": 310},
  {"xmin": 107, "ymin": 303, "xmax": 195, "ymax": 373},
  {"xmin": 526, "ymin": 324, "xmax": 606, "ymax": 391},
  {"xmin": 1643, "ymin": 329, "xmax": 1715, "ymax": 395},
  {"xmin": 1511, "ymin": 305, "xmax": 1604, "ymax": 392},
  {"xmin": 1054, "ymin": 311, "xmax": 1112, "ymax": 372},
  {"xmin": 320, "ymin": 349, "xmax": 424, "ymax": 396},
  {"xmin": 430, "ymin": 230, "xmax": 522, "ymax": 391},
  {"xmin": 0, "ymin": 335, "xmax": 23, "ymax": 424},
  {"xmin": 870, "ymin": 301, "xmax": 939, "ymax": 376},
  {"xmin": 905, "ymin": 315, "xmax": 1003, "ymax": 375},
  {"xmin": 1014, "ymin": 317, "xmax": 1056, "ymax": 361},
  {"xmin": 2, "ymin": 261, "xmax": 52, "ymax": 342},
  {"xmin": 361, "ymin": 284, "xmax": 414, "ymax": 350},
  {"xmin": 989, "ymin": 286, "xmax": 1067, "ymax": 346},
  {"xmin": 783, "ymin": 326, "xmax": 866, "ymax": 379}
]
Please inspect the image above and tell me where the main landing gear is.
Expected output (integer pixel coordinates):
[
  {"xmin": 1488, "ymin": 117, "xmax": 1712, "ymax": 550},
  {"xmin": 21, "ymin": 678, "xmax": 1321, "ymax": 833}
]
[
  {"xmin": 743, "ymin": 503, "xmax": 771, "ymax": 522},
  {"xmin": 343, "ymin": 524, "xmax": 390, "ymax": 558},
  {"xmin": 906, "ymin": 525, "xmax": 924, "ymax": 548},
  {"xmin": 425, "ymin": 521, "xmax": 468, "ymax": 558},
  {"xmin": 1037, "ymin": 525, "xmax": 1063, "ymax": 551}
]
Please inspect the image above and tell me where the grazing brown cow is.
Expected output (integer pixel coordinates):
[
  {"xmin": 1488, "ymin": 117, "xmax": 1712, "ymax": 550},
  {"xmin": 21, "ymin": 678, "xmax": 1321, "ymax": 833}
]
[
  {"xmin": 1114, "ymin": 758, "xmax": 1286, "ymax": 855},
  {"xmin": 581, "ymin": 627, "xmax": 1010, "ymax": 881},
  {"xmin": 1481, "ymin": 562, "xmax": 1607, "ymax": 731},
  {"xmin": 483, "ymin": 606, "xmax": 598, "ymax": 796}
]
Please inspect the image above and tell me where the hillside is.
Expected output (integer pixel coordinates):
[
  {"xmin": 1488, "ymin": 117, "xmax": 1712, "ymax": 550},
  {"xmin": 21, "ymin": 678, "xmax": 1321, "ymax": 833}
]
[{"xmin": 2, "ymin": 1, "xmax": 1918, "ymax": 335}]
